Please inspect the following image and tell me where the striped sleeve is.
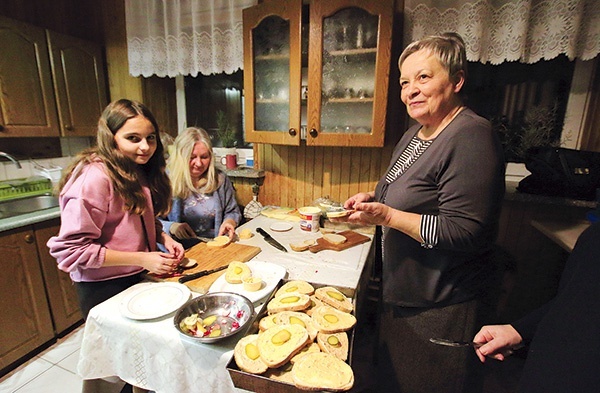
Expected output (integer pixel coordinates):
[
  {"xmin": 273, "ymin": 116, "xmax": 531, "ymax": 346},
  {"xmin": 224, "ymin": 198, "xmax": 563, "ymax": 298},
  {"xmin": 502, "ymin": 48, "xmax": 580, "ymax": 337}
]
[{"xmin": 420, "ymin": 214, "xmax": 438, "ymax": 248}]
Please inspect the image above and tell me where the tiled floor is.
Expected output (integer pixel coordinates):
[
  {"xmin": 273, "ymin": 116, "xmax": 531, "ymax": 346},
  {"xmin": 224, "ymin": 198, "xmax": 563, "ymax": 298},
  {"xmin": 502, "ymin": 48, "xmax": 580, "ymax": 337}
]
[{"xmin": 0, "ymin": 326, "xmax": 85, "ymax": 393}]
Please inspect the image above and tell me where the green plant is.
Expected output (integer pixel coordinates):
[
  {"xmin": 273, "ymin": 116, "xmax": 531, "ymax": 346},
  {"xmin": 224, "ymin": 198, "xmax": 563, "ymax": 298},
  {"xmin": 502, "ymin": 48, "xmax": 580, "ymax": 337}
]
[
  {"xmin": 515, "ymin": 103, "xmax": 561, "ymax": 159},
  {"xmin": 495, "ymin": 102, "xmax": 562, "ymax": 162},
  {"xmin": 216, "ymin": 110, "xmax": 237, "ymax": 148}
]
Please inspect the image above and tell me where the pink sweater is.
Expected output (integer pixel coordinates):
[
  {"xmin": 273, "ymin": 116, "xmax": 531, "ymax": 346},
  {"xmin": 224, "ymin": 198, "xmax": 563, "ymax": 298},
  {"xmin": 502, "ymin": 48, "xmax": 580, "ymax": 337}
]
[{"xmin": 47, "ymin": 161, "xmax": 161, "ymax": 282}]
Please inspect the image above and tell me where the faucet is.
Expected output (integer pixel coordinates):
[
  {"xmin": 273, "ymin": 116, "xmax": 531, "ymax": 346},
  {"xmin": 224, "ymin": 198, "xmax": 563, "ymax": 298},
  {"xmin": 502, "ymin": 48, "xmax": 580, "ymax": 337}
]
[{"xmin": 0, "ymin": 152, "xmax": 22, "ymax": 169}]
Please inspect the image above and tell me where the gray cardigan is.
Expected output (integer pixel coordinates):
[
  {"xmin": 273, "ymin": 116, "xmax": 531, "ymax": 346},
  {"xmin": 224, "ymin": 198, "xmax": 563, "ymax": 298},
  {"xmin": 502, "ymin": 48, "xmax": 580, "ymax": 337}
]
[{"xmin": 375, "ymin": 108, "xmax": 505, "ymax": 308}]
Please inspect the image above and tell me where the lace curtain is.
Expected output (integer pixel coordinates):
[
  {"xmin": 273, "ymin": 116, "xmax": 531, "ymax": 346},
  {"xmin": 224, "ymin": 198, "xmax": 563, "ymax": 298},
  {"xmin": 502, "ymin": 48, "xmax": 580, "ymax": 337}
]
[
  {"xmin": 404, "ymin": 0, "xmax": 600, "ymax": 64},
  {"xmin": 125, "ymin": 0, "xmax": 257, "ymax": 77}
]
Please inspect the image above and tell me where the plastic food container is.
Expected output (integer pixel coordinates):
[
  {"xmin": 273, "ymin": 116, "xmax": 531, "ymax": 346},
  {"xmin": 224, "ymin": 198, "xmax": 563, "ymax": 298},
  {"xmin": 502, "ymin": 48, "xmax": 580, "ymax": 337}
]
[{"xmin": 298, "ymin": 206, "xmax": 321, "ymax": 232}]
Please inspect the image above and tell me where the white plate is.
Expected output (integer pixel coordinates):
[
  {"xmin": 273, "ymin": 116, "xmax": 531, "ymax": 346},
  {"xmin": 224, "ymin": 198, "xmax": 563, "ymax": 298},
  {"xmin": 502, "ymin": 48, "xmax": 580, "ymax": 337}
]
[
  {"xmin": 270, "ymin": 222, "xmax": 293, "ymax": 232},
  {"xmin": 119, "ymin": 282, "xmax": 191, "ymax": 320},
  {"xmin": 208, "ymin": 260, "xmax": 287, "ymax": 303}
]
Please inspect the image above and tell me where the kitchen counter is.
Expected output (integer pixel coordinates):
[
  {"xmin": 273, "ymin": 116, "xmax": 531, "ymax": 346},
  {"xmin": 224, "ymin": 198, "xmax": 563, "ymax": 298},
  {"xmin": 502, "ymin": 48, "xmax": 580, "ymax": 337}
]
[{"xmin": 0, "ymin": 206, "xmax": 60, "ymax": 232}]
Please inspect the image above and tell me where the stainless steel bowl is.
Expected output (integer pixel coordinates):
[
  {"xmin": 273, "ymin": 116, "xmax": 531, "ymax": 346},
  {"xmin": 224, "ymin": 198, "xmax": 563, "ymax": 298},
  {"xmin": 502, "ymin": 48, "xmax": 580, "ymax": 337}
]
[{"xmin": 174, "ymin": 292, "xmax": 255, "ymax": 344}]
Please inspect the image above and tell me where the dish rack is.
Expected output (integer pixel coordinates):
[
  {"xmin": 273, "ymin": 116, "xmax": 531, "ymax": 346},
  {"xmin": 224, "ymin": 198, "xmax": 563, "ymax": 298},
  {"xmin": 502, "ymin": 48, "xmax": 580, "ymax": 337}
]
[{"xmin": 0, "ymin": 177, "xmax": 53, "ymax": 201}]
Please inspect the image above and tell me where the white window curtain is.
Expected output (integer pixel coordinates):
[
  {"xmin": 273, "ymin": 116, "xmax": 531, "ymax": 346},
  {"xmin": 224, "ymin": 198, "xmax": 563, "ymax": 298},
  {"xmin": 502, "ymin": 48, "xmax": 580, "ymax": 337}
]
[
  {"xmin": 125, "ymin": 0, "xmax": 257, "ymax": 77},
  {"xmin": 404, "ymin": 0, "xmax": 600, "ymax": 64}
]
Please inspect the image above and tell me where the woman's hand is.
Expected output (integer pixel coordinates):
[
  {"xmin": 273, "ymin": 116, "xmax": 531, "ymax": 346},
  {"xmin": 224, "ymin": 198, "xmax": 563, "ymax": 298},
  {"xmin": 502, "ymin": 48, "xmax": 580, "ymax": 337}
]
[
  {"xmin": 473, "ymin": 324, "xmax": 523, "ymax": 363},
  {"xmin": 218, "ymin": 219, "xmax": 237, "ymax": 240},
  {"xmin": 347, "ymin": 201, "xmax": 392, "ymax": 226},
  {"xmin": 162, "ymin": 233, "xmax": 185, "ymax": 260},
  {"xmin": 343, "ymin": 192, "xmax": 374, "ymax": 210},
  {"xmin": 170, "ymin": 222, "xmax": 196, "ymax": 239},
  {"xmin": 139, "ymin": 252, "xmax": 182, "ymax": 275}
]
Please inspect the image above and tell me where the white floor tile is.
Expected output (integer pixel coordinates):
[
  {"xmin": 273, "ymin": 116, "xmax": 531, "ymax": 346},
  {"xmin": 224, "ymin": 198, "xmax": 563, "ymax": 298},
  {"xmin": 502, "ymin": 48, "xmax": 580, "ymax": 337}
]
[
  {"xmin": 56, "ymin": 350, "xmax": 80, "ymax": 374},
  {"xmin": 0, "ymin": 358, "xmax": 53, "ymax": 393},
  {"xmin": 38, "ymin": 327, "xmax": 84, "ymax": 365},
  {"xmin": 14, "ymin": 365, "xmax": 82, "ymax": 393}
]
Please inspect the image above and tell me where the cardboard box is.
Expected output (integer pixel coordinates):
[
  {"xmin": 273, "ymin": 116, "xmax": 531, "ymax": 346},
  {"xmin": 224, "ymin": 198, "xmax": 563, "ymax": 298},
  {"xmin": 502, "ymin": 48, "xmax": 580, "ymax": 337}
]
[{"xmin": 226, "ymin": 281, "xmax": 357, "ymax": 392}]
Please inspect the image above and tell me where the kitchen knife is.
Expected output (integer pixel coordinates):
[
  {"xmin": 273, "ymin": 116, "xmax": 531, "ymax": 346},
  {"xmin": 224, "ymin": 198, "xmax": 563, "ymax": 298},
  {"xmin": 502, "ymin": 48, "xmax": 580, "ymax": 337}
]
[
  {"xmin": 256, "ymin": 227, "xmax": 288, "ymax": 253},
  {"xmin": 178, "ymin": 264, "xmax": 229, "ymax": 283}
]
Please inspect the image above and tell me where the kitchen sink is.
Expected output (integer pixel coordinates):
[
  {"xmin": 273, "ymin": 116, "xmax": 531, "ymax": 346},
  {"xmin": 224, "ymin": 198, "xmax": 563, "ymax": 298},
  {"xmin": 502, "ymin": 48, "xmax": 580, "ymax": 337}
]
[{"xmin": 0, "ymin": 194, "xmax": 59, "ymax": 219}]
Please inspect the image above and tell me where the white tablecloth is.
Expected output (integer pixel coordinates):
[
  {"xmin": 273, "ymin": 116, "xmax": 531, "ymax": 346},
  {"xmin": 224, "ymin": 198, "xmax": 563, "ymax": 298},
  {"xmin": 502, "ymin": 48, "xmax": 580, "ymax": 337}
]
[{"xmin": 77, "ymin": 215, "xmax": 373, "ymax": 393}]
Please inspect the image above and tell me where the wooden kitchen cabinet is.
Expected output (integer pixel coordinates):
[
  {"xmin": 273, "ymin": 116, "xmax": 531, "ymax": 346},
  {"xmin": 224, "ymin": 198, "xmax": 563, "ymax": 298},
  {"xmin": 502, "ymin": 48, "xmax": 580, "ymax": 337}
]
[
  {"xmin": 0, "ymin": 16, "xmax": 60, "ymax": 137},
  {"xmin": 0, "ymin": 226, "xmax": 54, "ymax": 372},
  {"xmin": 0, "ymin": 15, "xmax": 108, "ymax": 138},
  {"xmin": 34, "ymin": 219, "xmax": 82, "ymax": 335},
  {"xmin": 243, "ymin": 0, "xmax": 393, "ymax": 147},
  {"xmin": 47, "ymin": 30, "xmax": 109, "ymax": 137}
]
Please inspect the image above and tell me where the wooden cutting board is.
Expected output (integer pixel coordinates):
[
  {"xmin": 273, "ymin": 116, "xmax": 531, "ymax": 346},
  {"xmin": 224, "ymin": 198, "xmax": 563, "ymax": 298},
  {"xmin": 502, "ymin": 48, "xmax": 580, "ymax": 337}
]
[
  {"xmin": 146, "ymin": 242, "xmax": 261, "ymax": 293},
  {"xmin": 309, "ymin": 230, "xmax": 370, "ymax": 253}
]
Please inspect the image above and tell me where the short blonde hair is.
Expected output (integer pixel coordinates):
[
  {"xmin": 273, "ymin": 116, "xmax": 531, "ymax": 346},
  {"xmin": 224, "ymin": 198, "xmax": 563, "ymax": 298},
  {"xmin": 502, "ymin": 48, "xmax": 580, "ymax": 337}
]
[{"xmin": 168, "ymin": 127, "xmax": 219, "ymax": 198}]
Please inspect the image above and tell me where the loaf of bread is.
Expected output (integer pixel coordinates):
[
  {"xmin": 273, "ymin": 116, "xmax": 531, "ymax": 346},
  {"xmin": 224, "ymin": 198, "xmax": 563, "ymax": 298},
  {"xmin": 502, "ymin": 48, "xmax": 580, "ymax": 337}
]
[
  {"xmin": 257, "ymin": 324, "xmax": 310, "ymax": 368},
  {"xmin": 275, "ymin": 280, "xmax": 315, "ymax": 298},
  {"xmin": 291, "ymin": 352, "xmax": 354, "ymax": 391},
  {"xmin": 314, "ymin": 286, "xmax": 353, "ymax": 313},
  {"xmin": 316, "ymin": 331, "xmax": 349, "ymax": 361},
  {"xmin": 311, "ymin": 305, "xmax": 356, "ymax": 333},
  {"xmin": 225, "ymin": 261, "xmax": 252, "ymax": 284},
  {"xmin": 233, "ymin": 334, "xmax": 269, "ymax": 374},
  {"xmin": 267, "ymin": 292, "xmax": 311, "ymax": 314}
]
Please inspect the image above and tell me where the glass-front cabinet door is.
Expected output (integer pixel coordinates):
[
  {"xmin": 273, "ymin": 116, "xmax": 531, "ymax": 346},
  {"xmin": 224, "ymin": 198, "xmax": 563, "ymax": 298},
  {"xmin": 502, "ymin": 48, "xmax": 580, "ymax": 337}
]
[
  {"xmin": 243, "ymin": 0, "xmax": 302, "ymax": 145},
  {"xmin": 243, "ymin": 0, "xmax": 393, "ymax": 147},
  {"xmin": 307, "ymin": 0, "xmax": 393, "ymax": 146}
]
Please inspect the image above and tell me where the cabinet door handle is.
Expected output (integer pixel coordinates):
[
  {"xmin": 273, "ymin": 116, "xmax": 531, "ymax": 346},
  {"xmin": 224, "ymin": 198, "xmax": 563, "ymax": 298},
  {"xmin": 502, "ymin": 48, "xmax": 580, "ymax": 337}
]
[
  {"xmin": 24, "ymin": 234, "xmax": 35, "ymax": 244},
  {"xmin": 309, "ymin": 128, "xmax": 318, "ymax": 138},
  {"xmin": 288, "ymin": 128, "xmax": 297, "ymax": 136},
  {"xmin": 64, "ymin": 125, "xmax": 73, "ymax": 131}
]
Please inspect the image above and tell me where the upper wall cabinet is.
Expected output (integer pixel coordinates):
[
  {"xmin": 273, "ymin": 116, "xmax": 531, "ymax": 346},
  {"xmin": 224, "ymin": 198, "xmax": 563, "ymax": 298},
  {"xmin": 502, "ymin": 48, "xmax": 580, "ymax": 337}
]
[
  {"xmin": 243, "ymin": 0, "xmax": 394, "ymax": 147},
  {"xmin": 0, "ymin": 16, "xmax": 60, "ymax": 137},
  {"xmin": 0, "ymin": 16, "xmax": 108, "ymax": 138},
  {"xmin": 47, "ymin": 30, "xmax": 108, "ymax": 137}
]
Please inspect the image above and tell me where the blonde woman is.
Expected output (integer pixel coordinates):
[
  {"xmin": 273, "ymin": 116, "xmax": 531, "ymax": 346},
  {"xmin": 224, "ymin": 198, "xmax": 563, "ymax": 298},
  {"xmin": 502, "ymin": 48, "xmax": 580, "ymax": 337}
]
[{"xmin": 161, "ymin": 127, "xmax": 241, "ymax": 249}]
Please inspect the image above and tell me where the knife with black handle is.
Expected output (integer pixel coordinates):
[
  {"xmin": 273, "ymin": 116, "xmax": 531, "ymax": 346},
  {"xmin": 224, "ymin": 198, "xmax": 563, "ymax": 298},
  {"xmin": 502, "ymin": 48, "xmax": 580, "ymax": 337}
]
[
  {"xmin": 256, "ymin": 227, "xmax": 288, "ymax": 253},
  {"xmin": 178, "ymin": 264, "xmax": 229, "ymax": 283}
]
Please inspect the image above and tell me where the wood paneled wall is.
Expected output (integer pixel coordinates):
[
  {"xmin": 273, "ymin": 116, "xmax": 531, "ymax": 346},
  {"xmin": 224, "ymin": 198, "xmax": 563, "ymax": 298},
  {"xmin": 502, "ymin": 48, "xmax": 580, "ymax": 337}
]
[{"xmin": 242, "ymin": 144, "xmax": 394, "ymax": 208}]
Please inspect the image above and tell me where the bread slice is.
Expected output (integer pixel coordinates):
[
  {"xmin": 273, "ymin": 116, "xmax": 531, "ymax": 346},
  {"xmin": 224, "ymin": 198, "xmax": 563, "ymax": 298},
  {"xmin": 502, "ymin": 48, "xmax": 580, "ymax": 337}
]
[
  {"xmin": 267, "ymin": 292, "xmax": 311, "ymax": 314},
  {"xmin": 233, "ymin": 334, "xmax": 269, "ymax": 374},
  {"xmin": 225, "ymin": 261, "xmax": 252, "ymax": 284},
  {"xmin": 311, "ymin": 305, "xmax": 356, "ymax": 333},
  {"xmin": 316, "ymin": 331, "xmax": 349, "ymax": 361},
  {"xmin": 263, "ymin": 362, "xmax": 295, "ymax": 384},
  {"xmin": 322, "ymin": 233, "xmax": 347, "ymax": 245},
  {"xmin": 314, "ymin": 286, "xmax": 353, "ymax": 313},
  {"xmin": 290, "ymin": 341, "xmax": 321, "ymax": 364},
  {"xmin": 259, "ymin": 313, "xmax": 280, "ymax": 332},
  {"xmin": 291, "ymin": 352, "xmax": 354, "ymax": 391},
  {"xmin": 257, "ymin": 324, "xmax": 310, "ymax": 368},
  {"xmin": 275, "ymin": 280, "xmax": 315, "ymax": 298},
  {"xmin": 275, "ymin": 311, "xmax": 318, "ymax": 341},
  {"xmin": 305, "ymin": 294, "xmax": 326, "ymax": 316},
  {"xmin": 206, "ymin": 235, "xmax": 231, "ymax": 248},
  {"xmin": 289, "ymin": 242, "xmax": 309, "ymax": 252},
  {"xmin": 238, "ymin": 228, "xmax": 254, "ymax": 239}
]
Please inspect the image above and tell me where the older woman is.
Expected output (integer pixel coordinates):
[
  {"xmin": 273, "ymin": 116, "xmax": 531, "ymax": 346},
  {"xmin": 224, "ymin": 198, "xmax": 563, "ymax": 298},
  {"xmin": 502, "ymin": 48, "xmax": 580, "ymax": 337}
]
[
  {"xmin": 343, "ymin": 33, "xmax": 505, "ymax": 392},
  {"xmin": 160, "ymin": 127, "xmax": 241, "ymax": 249}
]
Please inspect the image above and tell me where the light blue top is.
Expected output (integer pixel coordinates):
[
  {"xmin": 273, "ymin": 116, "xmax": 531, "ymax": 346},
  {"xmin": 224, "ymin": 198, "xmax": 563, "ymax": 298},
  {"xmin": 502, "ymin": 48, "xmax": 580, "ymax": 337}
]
[{"xmin": 160, "ymin": 172, "xmax": 241, "ymax": 239}]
